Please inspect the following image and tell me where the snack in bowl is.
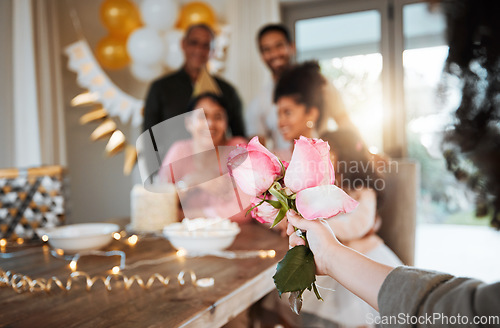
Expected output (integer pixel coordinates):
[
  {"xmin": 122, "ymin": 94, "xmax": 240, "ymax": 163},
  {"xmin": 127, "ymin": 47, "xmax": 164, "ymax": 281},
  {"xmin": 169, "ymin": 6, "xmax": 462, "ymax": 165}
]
[
  {"xmin": 162, "ymin": 217, "xmax": 240, "ymax": 252},
  {"xmin": 37, "ymin": 223, "xmax": 119, "ymax": 253}
]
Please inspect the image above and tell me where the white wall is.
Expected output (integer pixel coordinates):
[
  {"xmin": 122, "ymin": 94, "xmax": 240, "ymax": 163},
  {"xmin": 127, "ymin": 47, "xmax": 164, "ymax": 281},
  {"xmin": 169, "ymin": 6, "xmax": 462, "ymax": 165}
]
[
  {"xmin": 56, "ymin": 0, "xmax": 143, "ymax": 223},
  {"xmin": 0, "ymin": 0, "xmax": 279, "ymax": 223},
  {"xmin": 0, "ymin": 0, "xmax": 14, "ymax": 169}
]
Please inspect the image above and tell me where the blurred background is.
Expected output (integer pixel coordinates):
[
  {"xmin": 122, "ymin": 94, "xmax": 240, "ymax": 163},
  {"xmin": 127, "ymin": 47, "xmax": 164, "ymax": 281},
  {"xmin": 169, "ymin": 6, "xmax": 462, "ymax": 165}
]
[{"xmin": 0, "ymin": 0, "xmax": 498, "ymax": 282}]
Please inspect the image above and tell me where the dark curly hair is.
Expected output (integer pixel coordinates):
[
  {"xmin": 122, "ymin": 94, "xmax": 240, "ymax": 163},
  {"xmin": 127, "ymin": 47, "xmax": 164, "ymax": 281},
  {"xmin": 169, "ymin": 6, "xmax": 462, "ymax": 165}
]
[
  {"xmin": 321, "ymin": 129, "xmax": 386, "ymax": 209},
  {"xmin": 442, "ymin": 0, "xmax": 500, "ymax": 228},
  {"xmin": 273, "ymin": 61, "xmax": 327, "ymax": 125}
]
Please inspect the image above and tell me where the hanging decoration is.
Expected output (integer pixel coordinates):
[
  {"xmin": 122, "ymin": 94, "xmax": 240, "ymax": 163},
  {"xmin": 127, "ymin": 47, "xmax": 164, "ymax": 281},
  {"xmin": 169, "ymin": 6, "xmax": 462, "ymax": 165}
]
[
  {"xmin": 96, "ymin": 0, "xmax": 142, "ymax": 70},
  {"xmin": 95, "ymin": 35, "xmax": 130, "ymax": 70},
  {"xmin": 177, "ymin": 1, "xmax": 217, "ymax": 31},
  {"xmin": 99, "ymin": 0, "xmax": 142, "ymax": 38},
  {"xmin": 65, "ymin": 40, "xmax": 140, "ymax": 175},
  {"xmin": 65, "ymin": 1, "xmax": 230, "ymax": 175}
]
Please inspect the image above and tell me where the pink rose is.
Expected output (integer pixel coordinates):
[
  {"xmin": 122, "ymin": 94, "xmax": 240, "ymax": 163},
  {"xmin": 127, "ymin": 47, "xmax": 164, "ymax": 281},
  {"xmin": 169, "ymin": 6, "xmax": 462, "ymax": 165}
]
[
  {"xmin": 284, "ymin": 137, "xmax": 335, "ymax": 193},
  {"xmin": 296, "ymin": 185, "xmax": 358, "ymax": 220},
  {"xmin": 227, "ymin": 137, "xmax": 282, "ymax": 196},
  {"xmin": 251, "ymin": 195, "xmax": 280, "ymax": 224}
]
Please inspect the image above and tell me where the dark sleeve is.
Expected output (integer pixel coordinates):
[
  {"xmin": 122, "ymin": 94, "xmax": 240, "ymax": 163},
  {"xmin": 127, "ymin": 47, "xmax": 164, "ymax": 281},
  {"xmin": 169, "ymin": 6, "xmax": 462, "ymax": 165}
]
[
  {"xmin": 143, "ymin": 81, "xmax": 162, "ymax": 132},
  {"xmin": 223, "ymin": 83, "xmax": 246, "ymax": 137},
  {"xmin": 378, "ymin": 266, "xmax": 500, "ymax": 327}
]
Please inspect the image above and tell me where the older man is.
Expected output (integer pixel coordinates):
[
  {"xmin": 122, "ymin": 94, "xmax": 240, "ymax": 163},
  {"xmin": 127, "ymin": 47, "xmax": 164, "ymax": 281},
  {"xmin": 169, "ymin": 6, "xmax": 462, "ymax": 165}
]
[{"xmin": 143, "ymin": 24, "xmax": 245, "ymax": 137}]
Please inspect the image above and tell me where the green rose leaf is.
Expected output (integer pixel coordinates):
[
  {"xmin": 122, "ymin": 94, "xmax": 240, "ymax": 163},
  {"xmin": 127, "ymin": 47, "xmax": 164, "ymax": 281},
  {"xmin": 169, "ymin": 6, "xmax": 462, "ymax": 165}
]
[
  {"xmin": 269, "ymin": 184, "xmax": 288, "ymax": 208},
  {"xmin": 270, "ymin": 207, "xmax": 287, "ymax": 228},
  {"xmin": 266, "ymin": 199, "xmax": 282, "ymax": 209},
  {"xmin": 273, "ymin": 245, "xmax": 316, "ymax": 296}
]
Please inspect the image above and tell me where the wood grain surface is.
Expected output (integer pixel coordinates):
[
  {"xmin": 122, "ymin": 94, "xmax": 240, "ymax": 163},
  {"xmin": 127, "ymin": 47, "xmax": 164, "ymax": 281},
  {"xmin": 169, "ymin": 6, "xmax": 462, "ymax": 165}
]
[{"xmin": 0, "ymin": 222, "xmax": 288, "ymax": 328}]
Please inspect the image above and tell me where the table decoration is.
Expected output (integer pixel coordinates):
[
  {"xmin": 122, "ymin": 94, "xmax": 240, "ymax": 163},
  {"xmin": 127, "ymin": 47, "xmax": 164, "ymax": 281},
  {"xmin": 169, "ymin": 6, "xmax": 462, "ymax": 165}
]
[
  {"xmin": 0, "ymin": 166, "xmax": 66, "ymax": 241},
  {"xmin": 227, "ymin": 136, "xmax": 358, "ymax": 314},
  {"xmin": 37, "ymin": 223, "xmax": 119, "ymax": 253},
  {"xmin": 130, "ymin": 184, "xmax": 178, "ymax": 233},
  {"xmin": 162, "ymin": 217, "xmax": 240, "ymax": 252}
]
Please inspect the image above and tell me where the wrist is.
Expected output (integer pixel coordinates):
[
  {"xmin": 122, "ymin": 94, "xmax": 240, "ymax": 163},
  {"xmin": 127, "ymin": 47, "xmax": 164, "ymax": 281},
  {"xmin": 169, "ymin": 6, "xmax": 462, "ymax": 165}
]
[{"xmin": 323, "ymin": 242, "xmax": 348, "ymax": 278}]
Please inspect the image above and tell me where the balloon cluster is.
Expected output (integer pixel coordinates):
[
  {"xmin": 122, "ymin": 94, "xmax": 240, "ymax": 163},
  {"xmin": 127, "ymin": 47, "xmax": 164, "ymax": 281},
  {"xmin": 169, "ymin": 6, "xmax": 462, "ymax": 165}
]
[
  {"xmin": 96, "ymin": 0, "xmax": 142, "ymax": 70},
  {"xmin": 96, "ymin": 0, "xmax": 220, "ymax": 82}
]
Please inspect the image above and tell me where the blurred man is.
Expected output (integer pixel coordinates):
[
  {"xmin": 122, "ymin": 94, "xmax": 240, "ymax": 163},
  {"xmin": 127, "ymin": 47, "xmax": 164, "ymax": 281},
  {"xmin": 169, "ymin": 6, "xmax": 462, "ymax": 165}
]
[
  {"xmin": 246, "ymin": 24, "xmax": 295, "ymax": 150},
  {"xmin": 247, "ymin": 24, "xmax": 355, "ymax": 150},
  {"xmin": 143, "ymin": 24, "xmax": 245, "ymax": 137}
]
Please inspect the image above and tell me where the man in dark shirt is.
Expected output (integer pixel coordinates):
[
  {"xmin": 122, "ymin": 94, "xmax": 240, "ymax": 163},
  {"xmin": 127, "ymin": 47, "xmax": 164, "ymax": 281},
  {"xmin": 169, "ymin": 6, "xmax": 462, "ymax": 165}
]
[{"xmin": 143, "ymin": 24, "xmax": 245, "ymax": 137}]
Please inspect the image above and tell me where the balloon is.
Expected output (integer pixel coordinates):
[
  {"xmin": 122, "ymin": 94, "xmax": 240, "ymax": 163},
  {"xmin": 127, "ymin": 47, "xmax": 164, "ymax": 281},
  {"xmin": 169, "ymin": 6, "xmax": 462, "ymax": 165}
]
[
  {"xmin": 95, "ymin": 35, "xmax": 130, "ymax": 70},
  {"xmin": 177, "ymin": 2, "xmax": 217, "ymax": 31},
  {"xmin": 163, "ymin": 30, "xmax": 184, "ymax": 69},
  {"xmin": 130, "ymin": 62, "xmax": 165, "ymax": 82},
  {"xmin": 127, "ymin": 28, "xmax": 165, "ymax": 65},
  {"xmin": 140, "ymin": 0, "xmax": 178, "ymax": 31},
  {"xmin": 100, "ymin": 0, "xmax": 142, "ymax": 37}
]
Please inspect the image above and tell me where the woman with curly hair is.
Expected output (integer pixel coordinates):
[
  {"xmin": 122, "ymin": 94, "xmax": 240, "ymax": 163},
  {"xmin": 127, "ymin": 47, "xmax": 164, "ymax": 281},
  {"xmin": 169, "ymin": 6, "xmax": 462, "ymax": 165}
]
[{"xmin": 287, "ymin": 1, "xmax": 500, "ymax": 327}]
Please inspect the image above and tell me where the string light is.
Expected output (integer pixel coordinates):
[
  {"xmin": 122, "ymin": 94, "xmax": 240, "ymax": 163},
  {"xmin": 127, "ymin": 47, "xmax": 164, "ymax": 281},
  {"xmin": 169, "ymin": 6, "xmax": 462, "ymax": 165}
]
[
  {"xmin": 176, "ymin": 248, "xmax": 187, "ymax": 258},
  {"xmin": 113, "ymin": 233, "xmax": 121, "ymax": 240},
  {"xmin": 0, "ymin": 239, "xmax": 6, "ymax": 247},
  {"xmin": 0, "ymin": 268, "xmax": 212, "ymax": 293},
  {"xmin": 127, "ymin": 235, "xmax": 138, "ymax": 246},
  {"xmin": 258, "ymin": 250, "xmax": 276, "ymax": 258},
  {"xmin": 41, "ymin": 235, "xmax": 49, "ymax": 242},
  {"xmin": 16, "ymin": 238, "xmax": 24, "ymax": 245},
  {"xmin": 111, "ymin": 266, "xmax": 120, "ymax": 274},
  {"xmin": 69, "ymin": 260, "xmax": 77, "ymax": 272}
]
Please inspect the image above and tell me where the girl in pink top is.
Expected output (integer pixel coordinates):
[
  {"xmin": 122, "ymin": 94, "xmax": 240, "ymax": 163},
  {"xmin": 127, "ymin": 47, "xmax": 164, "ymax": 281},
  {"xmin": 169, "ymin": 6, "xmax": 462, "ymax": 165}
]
[{"xmin": 160, "ymin": 93, "xmax": 250, "ymax": 222}]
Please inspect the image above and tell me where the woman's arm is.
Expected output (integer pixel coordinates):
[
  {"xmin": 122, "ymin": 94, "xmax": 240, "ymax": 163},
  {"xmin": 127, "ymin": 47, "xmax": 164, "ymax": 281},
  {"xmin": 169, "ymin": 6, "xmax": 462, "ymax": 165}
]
[{"xmin": 287, "ymin": 210, "xmax": 394, "ymax": 311}]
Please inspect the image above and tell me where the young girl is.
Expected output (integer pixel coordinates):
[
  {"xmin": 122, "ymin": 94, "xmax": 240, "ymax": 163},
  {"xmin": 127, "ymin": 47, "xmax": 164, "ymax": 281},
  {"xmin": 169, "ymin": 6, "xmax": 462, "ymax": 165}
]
[{"xmin": 159, "ymin": 92, "xmax": 250, "ymax": 222}]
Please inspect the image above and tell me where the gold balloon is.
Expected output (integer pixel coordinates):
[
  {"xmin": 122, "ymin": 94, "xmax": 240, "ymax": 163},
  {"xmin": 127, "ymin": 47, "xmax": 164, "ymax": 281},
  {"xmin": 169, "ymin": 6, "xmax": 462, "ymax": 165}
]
[
  {"xmin": 177, "ymin": 2, "xmax": 217, "ymax": 31},
  {"xmin": 100, "ymin": 0, "xmax": 142, "ymax": 37},
  {"xmin": 95, "ymin": 35, "xmax": 130, "ymax": 70}
]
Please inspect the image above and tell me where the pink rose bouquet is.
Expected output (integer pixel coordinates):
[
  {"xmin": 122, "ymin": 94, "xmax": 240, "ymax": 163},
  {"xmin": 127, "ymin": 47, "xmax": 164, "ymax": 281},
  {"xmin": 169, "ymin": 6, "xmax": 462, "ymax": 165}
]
[{"xmin": 227, "ymin": 136, "xmax": 358, "ymax": 313}]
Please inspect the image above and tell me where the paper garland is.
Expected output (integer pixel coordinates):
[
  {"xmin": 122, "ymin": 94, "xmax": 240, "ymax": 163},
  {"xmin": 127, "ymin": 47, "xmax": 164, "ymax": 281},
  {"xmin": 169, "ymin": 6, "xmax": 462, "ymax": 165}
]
[{"xmin": 65, "ymin": 40, "xmax": 144, "ymax": 127}]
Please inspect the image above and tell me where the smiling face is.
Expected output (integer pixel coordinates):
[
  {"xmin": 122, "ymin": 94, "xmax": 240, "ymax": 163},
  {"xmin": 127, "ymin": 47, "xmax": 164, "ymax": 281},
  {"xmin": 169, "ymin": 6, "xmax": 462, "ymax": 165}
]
[
  {"xmin": 189, "ymin": 97, "xmax": 228, "ymax": 147},
  {"xmin": 277, "ymin": 96, "xmax": 319, "ymax": 141},
  {"xmin": 259, "ymin": 31, "xmax": 295, "ymax": 78},
  {"xmin": 182, "ymin": 27, "xmax": 213, "ymax": 72}
]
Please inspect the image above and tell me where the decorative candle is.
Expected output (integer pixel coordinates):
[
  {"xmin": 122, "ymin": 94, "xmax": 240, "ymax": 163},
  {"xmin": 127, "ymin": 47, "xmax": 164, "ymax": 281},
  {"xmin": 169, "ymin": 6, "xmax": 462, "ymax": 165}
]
[{"xmin": 130, "ymin": 184, "xmax": 178, "ymax": 233}]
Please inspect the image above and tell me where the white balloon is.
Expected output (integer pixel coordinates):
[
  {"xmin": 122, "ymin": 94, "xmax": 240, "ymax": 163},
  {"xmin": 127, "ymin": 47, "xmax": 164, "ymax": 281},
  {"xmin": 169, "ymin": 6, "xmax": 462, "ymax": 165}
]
[
  {"xmin": 127, "ymin": 28, "xmax": 165, "ymax": 65},
  {"xmin": 140, "ymin": 0, "xmax": 178, "ymax": 31},
  {"xmin": 130, "ymin": 62, "xmax": 165, "ymax": 82},
  {"xmin": 163, "ymin": 29, "xmax": 184, "ymax": 69}
]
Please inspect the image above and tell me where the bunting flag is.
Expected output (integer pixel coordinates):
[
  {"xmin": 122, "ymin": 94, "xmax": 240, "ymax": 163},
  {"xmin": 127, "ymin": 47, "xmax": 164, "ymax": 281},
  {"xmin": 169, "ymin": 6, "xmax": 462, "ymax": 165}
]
[{"xmin": 65, "ymin": 40, "xmax": 144, "ymax": 127}]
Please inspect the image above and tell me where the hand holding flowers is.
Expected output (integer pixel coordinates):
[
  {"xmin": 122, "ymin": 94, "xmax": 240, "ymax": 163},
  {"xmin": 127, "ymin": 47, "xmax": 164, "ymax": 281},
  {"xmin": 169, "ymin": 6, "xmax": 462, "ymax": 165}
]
[{"xmin": 227, "ymin": 136, "xmax": 358, "ymax": 313}]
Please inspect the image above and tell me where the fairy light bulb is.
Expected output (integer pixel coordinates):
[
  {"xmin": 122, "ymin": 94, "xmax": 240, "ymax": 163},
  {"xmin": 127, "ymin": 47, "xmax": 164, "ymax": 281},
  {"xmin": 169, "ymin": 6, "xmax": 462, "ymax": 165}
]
[
  {"xmin": 113, "ymin": 232, "xmax": 121, "ymax": 240},
  {"xmin": 16, "ymin": 238, "xmax": 24, "ymax": 245},
  {"xmin": 41, "ymin": 235, "xmax": 49, "ymax": 242},
  {"xmin": 69, "ymin": 260, "xmax": 77, "ymax": 272},
  {"xmin": 176, "ymin": 248, "xmax": 187, "ymax": 258},
  {"xmin": 127, "ymin": 235, "xmax": 138, "ymax": 246},
  {"xmin": 0, "ymin": 239, "xmax": 6, "ymax": 247},
  {"xmin": 111, "ymin": 266, "xmax": 120, "ymax": 274}
]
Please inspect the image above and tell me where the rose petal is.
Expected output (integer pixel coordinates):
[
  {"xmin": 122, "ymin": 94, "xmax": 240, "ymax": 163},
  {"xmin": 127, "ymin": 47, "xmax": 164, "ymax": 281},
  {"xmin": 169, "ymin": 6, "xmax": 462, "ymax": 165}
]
[
  {"xmin": 228, "ymin": 150, "xmax": 280, "ymax": 196},
  {"xmin": 247, "ymin": 136, "xmax": 282, "ymax": 171},
  {"xmin": 284, "ymin": 137, "xmax": 335, "ymax": 192},
  {"xmin": 296, "ymin": 185, "xmax": 358, "ymax": 220}
]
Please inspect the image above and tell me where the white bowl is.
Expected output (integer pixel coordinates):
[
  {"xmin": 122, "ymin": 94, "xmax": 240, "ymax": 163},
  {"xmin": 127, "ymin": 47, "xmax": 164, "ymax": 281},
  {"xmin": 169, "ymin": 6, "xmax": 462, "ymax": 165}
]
[
  {"xmin": 37, "ymin": 223, "xmax": 119, "ymax": 253},
  {"xmin": 163, "ymin": 221, "xmax": 240, "ymax": 253}
]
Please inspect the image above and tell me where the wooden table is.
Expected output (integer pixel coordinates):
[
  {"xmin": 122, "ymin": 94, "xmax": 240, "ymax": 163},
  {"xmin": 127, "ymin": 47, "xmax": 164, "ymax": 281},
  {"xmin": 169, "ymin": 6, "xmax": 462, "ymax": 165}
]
[{"xmin": 0, "ymin": 222, "xmax": 289, "ymax": 328}]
